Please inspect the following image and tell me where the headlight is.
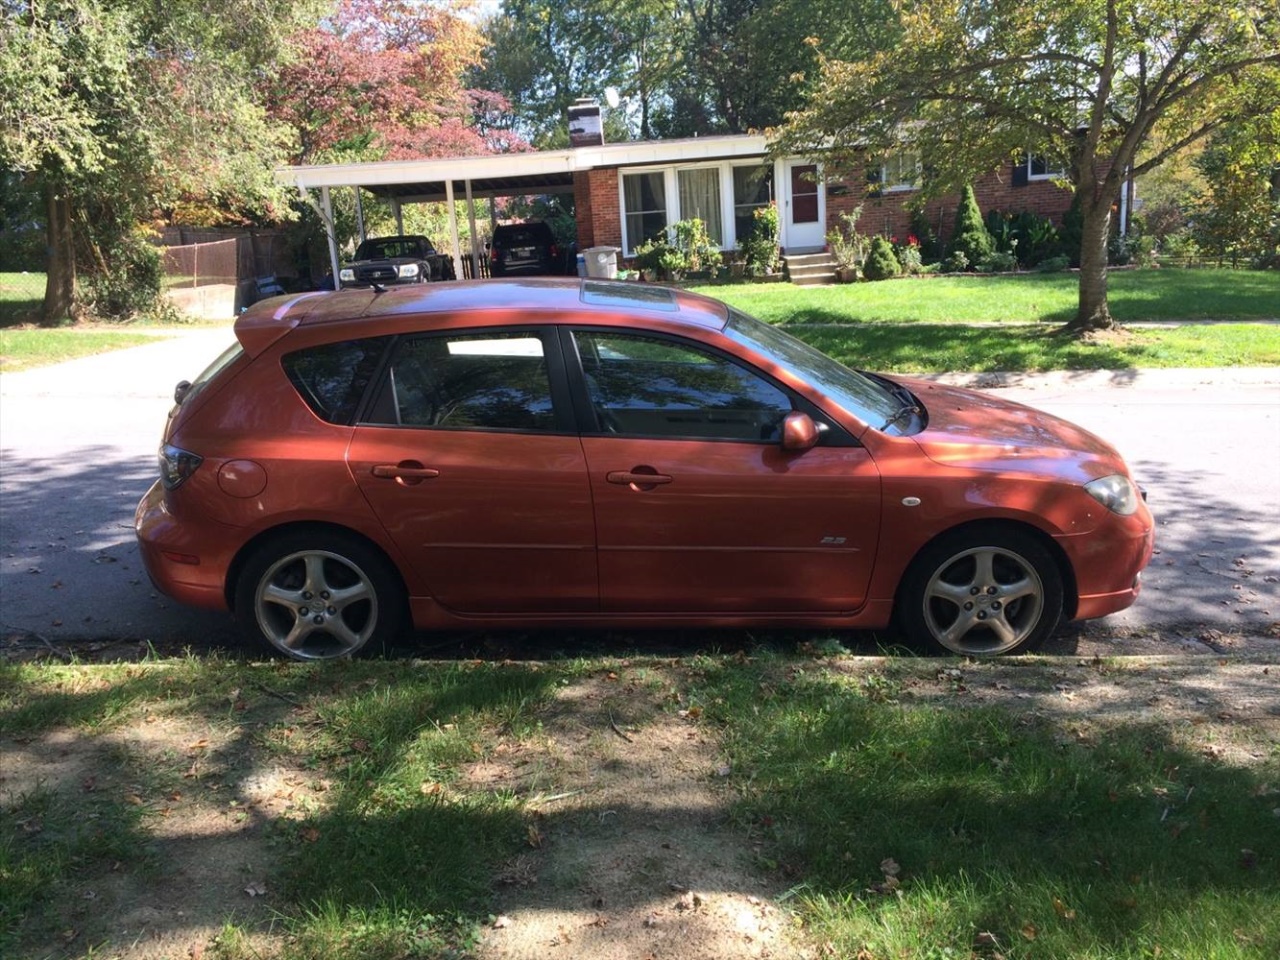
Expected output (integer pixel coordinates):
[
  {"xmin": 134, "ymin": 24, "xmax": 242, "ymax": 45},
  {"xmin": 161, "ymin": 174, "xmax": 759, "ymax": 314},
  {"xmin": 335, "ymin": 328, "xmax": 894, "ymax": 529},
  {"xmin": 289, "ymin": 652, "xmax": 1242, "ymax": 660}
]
[
  {"xmin": 159, "ymin": 444, "xmax": 203, "ymax": 490},
  {"xmin": 338, "ymin": 268, "xmax": 355, "ymax": 282},
  {"xmin": 397, "ymin": 263, "xmax": 421, "ymax": 278},
  {"xmin": 1084, "ymin": 474, "xmax": 1139, "ymax": 516}
]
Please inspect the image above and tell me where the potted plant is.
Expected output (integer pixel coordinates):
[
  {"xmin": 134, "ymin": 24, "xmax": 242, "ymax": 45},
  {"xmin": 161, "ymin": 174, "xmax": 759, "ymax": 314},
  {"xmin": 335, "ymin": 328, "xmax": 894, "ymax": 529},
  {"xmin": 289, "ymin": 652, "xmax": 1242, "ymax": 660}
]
[{"xmin": 827, "ymin": 206, "xmax": 869, "ymax": 282}]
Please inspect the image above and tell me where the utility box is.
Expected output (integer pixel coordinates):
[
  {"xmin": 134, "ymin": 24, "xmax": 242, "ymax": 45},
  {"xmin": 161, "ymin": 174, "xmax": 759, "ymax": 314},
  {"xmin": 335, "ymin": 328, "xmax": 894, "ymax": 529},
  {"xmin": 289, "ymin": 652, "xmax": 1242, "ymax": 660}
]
[{"xmin": 584, "ymin": 246, "xmax": 619, "ymax": 279}]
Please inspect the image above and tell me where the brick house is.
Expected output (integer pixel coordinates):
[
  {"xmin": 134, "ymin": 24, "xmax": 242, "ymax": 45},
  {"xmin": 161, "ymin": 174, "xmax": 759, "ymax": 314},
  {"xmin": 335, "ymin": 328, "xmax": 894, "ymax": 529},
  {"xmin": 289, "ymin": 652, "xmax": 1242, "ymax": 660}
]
[{"xmin": 278, "ymin": 130, "xmax": 1081, "ymax": 283}]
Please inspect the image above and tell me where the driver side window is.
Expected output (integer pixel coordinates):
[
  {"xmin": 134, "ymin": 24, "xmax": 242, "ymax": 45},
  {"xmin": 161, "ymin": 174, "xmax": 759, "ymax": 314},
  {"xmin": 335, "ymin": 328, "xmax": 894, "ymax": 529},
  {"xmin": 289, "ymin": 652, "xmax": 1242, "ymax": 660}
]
[{"xmin": 573, "ymin": 331, "xmax": 792, "ymax": 442}]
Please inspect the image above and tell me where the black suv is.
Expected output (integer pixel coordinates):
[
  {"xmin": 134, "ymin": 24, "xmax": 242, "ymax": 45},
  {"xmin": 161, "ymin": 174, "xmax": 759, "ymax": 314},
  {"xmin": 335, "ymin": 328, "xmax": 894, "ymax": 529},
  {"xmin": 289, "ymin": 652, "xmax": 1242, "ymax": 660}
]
[
  {"xmin": 339, "ymin": 235, "xmax": 455, "ymax": 287},
  {"xmin": 489, "ymin": 222, "xmax": 562, "ymax": 276}
]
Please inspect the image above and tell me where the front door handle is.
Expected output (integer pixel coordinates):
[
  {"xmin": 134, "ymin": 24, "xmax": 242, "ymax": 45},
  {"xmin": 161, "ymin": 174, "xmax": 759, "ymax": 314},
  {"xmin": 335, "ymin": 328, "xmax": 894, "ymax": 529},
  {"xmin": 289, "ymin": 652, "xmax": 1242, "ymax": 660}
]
[
  {"xmin": 606, "ymin": 467, "xmax": 673, "ymax": 491},
  {"xmin": 372, "ymin": 461, "xmax": 440, "ymax": 486}
]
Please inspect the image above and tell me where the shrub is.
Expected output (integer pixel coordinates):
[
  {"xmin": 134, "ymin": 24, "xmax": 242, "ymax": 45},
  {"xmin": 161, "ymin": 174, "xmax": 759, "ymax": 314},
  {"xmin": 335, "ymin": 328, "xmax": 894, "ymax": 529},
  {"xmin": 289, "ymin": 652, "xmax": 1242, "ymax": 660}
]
[
  {"xmin": 740, "ymin": 204, "xmax": 780, "ymax": 275},
  {"xmin": 863, "ymin": 236, "xmax": 902, "ymax": 280},
  {"xmin": 975, "ymin": 250, "xmax": 1018, "ymax": 273},
  {"xmin": 896, "ymin": 236, "xmax": 924, "ymax": 274},
  {"xmin": 941, "ymin": 250, "xmax": 970, "ymax": 273},
  {"xmin": 948, "ymin": 185, "xmax": 994, "ymax": 268},
  {"xmin": 909, "ymin": 208, "xmax": 943, "ymax": 263},
  {"xmin": 671, "ymin": 218, "xmax": 723, "ymax": 273},
  {"xmin": 826, "ymin": 206, "xmax": 869, "ymax": 271},
  {"xmin": 1034, "ymin": 254, "xmax": 1070, "ymax": 273},
  {"xmin": 82, "ymin": 228, "xmax": 167, "ymax": 321}
]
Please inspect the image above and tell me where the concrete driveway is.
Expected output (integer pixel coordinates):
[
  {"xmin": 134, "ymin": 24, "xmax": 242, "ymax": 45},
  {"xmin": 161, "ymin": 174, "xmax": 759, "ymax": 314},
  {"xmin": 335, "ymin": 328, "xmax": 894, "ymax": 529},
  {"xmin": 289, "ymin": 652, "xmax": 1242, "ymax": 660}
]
[{"xmin": 2, "ymin": 329, "xmax": 1277, "ymax": 652}]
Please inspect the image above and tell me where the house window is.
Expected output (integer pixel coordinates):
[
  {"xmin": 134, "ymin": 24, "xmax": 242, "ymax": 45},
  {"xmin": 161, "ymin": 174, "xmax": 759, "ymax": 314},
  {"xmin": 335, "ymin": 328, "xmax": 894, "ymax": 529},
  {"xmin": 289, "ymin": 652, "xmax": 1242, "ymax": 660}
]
[
  {"xmin": 1026, "ymin": 153, "xmax": 1066, "ymax": 181},
  {"xmin": 733, "ymin": 165, "xmax": 773, "ymax": 242},
  {"xmin": 623, "ymin": 172, "xmax": 668, "ymax": 252},
  {"xmin": 881, "ymin": 149, "xmax": 921, "ymax": 192},
  {"xmin": 677, "ymin": 168, "xmax": 723, "ymax": 245}
]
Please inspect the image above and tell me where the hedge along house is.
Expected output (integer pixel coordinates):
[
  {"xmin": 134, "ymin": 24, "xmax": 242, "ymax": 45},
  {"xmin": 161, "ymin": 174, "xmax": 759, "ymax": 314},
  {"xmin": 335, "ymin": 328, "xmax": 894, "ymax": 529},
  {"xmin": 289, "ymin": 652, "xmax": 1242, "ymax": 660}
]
[{"xmin": 276, "ymin": 101, "xmax": 1094, "ymax": 285}]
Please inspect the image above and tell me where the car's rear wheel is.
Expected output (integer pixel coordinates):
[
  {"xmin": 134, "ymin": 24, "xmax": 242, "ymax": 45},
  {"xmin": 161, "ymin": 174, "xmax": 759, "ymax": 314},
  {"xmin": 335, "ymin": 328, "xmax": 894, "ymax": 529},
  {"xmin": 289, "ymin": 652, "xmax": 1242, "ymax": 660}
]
[
  {"xmin": 898, "ymin": 527, "xmax": 1063, "ymax": 656},
  {"xmin": 234, "ymin": 531, "xmax": 405, "ymax": 661}
]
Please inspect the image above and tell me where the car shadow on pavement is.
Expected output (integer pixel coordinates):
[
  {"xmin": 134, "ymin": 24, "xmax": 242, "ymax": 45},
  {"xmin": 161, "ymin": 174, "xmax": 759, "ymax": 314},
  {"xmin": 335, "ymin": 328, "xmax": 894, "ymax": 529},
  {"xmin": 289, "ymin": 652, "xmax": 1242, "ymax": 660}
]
[{"xmin": 0, "ymin": 447, "xmax": 239, "ymax": 647}]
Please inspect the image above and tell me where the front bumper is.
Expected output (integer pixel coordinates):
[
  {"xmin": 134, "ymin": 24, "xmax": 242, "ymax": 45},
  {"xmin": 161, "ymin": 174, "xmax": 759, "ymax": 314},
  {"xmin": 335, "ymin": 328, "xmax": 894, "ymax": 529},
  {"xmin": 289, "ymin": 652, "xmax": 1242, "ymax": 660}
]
[{"xmin": 1062, "ymin": 508, "xmax": 1155, "ymax": 621}]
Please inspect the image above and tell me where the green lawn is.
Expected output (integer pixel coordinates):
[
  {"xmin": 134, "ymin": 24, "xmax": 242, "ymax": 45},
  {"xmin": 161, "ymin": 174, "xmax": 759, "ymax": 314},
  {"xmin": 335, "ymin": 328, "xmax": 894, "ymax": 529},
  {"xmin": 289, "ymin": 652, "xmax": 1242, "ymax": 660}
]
[
  {"xmin": 3, "ymin": 655, "xmax": 1276, "ymax": 960},
  {"xmin": 688, "ymin": 269, "xmax": 1280, "ymax": 325},
  {"xmin": 0, "ymin": 328, "xmax": 167, "ymax": 372},
  {"xmin": 786, "ymin": 322, "xmax": 1280, "ymax": 373}
]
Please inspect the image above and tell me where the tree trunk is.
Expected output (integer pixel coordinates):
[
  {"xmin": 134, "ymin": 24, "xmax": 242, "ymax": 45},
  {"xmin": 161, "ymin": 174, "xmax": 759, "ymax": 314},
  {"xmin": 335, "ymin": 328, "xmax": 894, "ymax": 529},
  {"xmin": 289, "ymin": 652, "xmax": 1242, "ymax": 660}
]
[
  {"xmin": 1069, "ymin": 195, "xmax": 1114, "ymax": 333},
  {"xmin": 41, "ymin": 181, "xmax": 76, "ymax": 327}
]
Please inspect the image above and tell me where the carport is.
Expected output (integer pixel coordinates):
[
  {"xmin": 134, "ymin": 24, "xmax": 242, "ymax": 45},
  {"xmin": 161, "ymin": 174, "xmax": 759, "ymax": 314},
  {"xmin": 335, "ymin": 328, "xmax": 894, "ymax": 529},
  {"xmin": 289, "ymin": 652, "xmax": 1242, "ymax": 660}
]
[{"xmin": 275, "ymin": 149, "xmax": 581, "ymax": 285}]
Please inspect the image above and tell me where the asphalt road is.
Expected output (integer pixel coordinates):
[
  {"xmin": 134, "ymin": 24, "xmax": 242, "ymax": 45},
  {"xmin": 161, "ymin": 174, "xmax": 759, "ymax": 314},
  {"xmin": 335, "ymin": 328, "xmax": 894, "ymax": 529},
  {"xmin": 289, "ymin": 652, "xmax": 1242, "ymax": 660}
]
[{"xmin": 2, "ymin": 328, "xmax": 1277, "ymax": 653}]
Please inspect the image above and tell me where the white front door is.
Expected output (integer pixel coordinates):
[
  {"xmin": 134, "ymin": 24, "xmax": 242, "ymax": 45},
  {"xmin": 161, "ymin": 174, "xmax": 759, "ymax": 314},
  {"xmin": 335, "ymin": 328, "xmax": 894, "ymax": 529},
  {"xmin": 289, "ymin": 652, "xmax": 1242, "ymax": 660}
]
[{"xmin": 783, "ymin": 160, "xmax": 825, "ymax": 251}]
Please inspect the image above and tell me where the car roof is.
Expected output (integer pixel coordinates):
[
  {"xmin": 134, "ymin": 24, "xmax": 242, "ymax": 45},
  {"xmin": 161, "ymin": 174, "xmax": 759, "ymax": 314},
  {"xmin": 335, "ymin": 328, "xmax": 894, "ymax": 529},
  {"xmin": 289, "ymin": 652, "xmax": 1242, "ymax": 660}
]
[{"xmin": 234, "ymin": 279, "xmax": 732, "ymax": 357}]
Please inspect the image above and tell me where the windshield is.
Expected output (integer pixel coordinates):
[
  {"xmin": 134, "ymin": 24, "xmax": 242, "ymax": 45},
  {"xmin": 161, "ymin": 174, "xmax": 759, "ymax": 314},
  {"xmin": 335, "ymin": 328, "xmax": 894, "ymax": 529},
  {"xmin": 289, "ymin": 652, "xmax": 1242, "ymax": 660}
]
[{"xmin": 724, "ymin": 309, "xmax": 909, "ymax": 434}]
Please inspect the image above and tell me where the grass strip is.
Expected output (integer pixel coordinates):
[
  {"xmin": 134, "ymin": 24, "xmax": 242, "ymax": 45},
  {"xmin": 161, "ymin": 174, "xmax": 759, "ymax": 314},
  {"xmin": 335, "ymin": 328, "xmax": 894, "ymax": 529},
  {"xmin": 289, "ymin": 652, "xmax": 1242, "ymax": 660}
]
[
  {"xmin": 691, "ymin": 657, "xmax": 1280, "ymax": 960},
  {"xmin": 689, "ymin": 269, "xmax": 1280, "ymax": 326},
  {"xmin": 0, "ymin": 329, "xmax": 166, "ymax": 373}
]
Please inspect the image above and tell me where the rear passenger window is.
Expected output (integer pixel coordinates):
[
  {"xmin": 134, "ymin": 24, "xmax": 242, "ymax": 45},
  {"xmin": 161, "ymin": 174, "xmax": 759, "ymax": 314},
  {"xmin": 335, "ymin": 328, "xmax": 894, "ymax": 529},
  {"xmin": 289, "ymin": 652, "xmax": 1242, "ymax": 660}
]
[
  {"xmin": 282, "ymin": 338, "xmax": 390, "ymax": 424},
  {"xmin": 369, "ymin": 331, "xmax": 556, "ymax": 432}
]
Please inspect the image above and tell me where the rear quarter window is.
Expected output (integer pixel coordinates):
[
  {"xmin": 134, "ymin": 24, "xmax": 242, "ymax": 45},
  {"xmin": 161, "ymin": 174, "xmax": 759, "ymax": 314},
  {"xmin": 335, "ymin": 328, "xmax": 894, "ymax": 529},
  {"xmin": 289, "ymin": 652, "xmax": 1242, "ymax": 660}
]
[{"xmin": 282, "ymin": 337, "xmax": 390, "ymax": 425}]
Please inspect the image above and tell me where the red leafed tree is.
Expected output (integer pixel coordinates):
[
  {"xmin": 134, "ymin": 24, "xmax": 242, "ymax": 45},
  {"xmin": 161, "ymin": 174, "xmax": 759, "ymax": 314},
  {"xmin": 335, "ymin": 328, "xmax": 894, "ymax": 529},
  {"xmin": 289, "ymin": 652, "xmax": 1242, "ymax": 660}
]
[{"xmin": 268, "ymin": 0, "xmax": 521, "ymax": 162}]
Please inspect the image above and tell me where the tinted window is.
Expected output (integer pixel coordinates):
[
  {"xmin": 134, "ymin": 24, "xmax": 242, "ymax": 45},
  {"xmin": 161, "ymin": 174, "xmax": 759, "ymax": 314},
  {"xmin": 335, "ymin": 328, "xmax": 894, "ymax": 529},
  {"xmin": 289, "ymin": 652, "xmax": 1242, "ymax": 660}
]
[
  {"xmin": 283, "ymin": 338, "xmax": 389, "ymax": 424},
  {"xmin": 574, "ymin": 332, "xmax": 792, "ymax": 442},
  {"xmin": 373, "ymin": 332, "xmax": 556, "ymax": 432},
  {"xmin": 354, "ymin": 237, "xmax": 433, "ymax": 259}
]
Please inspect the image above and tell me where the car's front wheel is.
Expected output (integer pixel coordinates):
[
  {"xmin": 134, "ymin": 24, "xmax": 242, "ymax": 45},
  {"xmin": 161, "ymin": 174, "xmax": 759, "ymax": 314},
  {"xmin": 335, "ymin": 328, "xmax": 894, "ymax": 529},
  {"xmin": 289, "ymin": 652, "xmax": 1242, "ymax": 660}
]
[
  {"xmin": 234, "ymin": 531, "xmax": 406, "ymax": 660},
  {"xmin": 898, "ymin": 527, "xmax": 1063, "ymax": 656}
]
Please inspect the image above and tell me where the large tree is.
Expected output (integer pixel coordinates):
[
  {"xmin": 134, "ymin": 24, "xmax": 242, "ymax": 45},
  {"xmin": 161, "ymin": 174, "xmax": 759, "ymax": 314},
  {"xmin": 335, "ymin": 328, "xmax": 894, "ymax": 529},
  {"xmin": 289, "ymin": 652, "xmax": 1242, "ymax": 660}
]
[
  {"xmin": 266, "ymin": 0, "xmax": 516, "ymax": 164},
  {"xmin": 1, "ymin": 0, "xmax": 311, "ymax": 324},
  {"xmin": 775, "ymin": 0, "xmax": 1280, "ymax": 332}
]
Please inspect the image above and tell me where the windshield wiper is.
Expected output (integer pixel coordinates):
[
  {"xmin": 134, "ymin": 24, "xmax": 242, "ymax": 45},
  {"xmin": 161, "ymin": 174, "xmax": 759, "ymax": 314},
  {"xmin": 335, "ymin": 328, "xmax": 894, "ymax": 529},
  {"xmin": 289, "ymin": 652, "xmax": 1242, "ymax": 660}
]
[{"xmin": 879, "ymin": 402, "xmax": 920, "ymax": 432}]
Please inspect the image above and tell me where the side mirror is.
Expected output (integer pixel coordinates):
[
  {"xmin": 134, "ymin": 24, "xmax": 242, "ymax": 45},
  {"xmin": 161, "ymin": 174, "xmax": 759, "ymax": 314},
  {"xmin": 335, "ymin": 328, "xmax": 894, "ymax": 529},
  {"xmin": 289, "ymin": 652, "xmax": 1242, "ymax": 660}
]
[{"xmin": 781, "ymin": 411, "xmax": 819, "ymax": 452}]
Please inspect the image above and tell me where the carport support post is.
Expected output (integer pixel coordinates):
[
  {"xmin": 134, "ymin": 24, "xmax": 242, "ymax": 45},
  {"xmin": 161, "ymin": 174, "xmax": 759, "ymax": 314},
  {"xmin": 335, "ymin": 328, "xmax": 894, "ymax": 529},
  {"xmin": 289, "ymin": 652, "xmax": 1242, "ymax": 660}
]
[
  {"xmin": 465, "ymin": 179, "xmax": 480, "ymax": 280},
  {"xmin": 354, "ymin": 186, "xmax": 366, "ymax": 243},
  {"xmin": 445, "ymin": 180, "xmax": 463, "ymax": 281},
  {"xmin": 321, "ymin": 186, "xmax": 342, "ymax": 290},
  {"xmin": 392, "ymin": 198, "xmax": 404, "ymax": 236}
]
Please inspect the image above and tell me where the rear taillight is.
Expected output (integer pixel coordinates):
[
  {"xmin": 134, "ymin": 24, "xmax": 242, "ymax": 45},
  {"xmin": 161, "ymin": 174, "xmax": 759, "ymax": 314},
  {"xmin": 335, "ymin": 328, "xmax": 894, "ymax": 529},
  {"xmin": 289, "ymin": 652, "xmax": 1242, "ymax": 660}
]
[
  {"xmin": 490, "ymin": 246, "xmax": 499, "ymax": 263},
  {"xmin": 550, "ymin": 243, "xmax": 560, "ymax": 258},
  {"xmin": 159, "ymin": 444, "xmax": 203, "ymax": 490}
]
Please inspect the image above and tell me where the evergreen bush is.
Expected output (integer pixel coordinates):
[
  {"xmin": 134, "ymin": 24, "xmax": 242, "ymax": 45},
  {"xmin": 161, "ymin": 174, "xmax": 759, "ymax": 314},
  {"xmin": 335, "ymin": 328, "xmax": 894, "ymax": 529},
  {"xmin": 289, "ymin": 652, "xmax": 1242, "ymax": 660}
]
[
  {"xmin": 863, "ymin": 235, "xmax": 902, "ymax": 280},
  {"xmin": 948, "ymin": 185, "xmax": 994, "ymax": 268}
]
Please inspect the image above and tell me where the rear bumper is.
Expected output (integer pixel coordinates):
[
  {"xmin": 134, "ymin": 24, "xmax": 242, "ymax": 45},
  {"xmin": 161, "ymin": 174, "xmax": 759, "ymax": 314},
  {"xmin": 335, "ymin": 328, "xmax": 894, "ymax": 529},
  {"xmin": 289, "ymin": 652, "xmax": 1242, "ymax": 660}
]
[{"xmin": 134, "ymin": 480, "xmax": 233, "ymax": 611}]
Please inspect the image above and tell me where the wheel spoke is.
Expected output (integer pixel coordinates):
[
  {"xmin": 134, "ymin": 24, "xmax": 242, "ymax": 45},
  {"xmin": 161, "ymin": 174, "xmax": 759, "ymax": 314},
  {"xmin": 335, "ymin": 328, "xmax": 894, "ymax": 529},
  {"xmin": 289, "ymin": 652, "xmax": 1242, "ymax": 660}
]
[
  {"xmin": 939, "ymin": 611, "xmax": 979, "ymax": 647},
  {"xmin": 986, "ymin": 614, "xmax": 1018, "ymax": 647},
  {"xmin": 328, "ymin": 617, "xmax": 364, "ymax": 653},
  {"xmin": 997, "ymin": 577, "xmax": 1037, "ymax": 603},
  {"xmin": 303, "ymin": 554, "xmax": 328, "ymax": 595},
  {"xmin": 329, "ymin": 581, "xmax": 372, "ymax": 609},
  {"xmin": 973, "ymin": 549, "xmax": 996, "ymax": 587},
  {"xmin": 281, "ymin": 617, "xmax": 318, "ymax": 650},
  {"xmin": 261, "ymin": 583, "xmax": 303, "ymax": 608},
  {"xmin": 929, "ymin": 579, "xmax": 972, "ymax": 604}
]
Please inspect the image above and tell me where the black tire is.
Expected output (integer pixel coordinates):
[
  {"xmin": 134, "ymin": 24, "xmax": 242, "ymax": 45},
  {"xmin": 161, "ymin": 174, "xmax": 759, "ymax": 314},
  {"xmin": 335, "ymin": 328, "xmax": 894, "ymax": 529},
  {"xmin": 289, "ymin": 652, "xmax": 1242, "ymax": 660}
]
[
  {"xmin": 233, "ymin": 530, "xmax": 406, "ymax": 661},
  {"xmin": 897, "ymin": 526, "xmax": 1063, "ymax": 657}
]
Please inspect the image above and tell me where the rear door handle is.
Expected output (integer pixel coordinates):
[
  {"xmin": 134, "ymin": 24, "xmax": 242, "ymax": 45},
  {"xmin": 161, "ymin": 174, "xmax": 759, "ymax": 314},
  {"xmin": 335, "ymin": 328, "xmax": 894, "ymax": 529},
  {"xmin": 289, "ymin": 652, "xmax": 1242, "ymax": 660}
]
[
  {"xmin": 606, "ymin": 468, "xmax": 673, "ymax": 491},
  {"xmin": 372, "ymin": 461, "xmax": 440, "ymax": 486}
]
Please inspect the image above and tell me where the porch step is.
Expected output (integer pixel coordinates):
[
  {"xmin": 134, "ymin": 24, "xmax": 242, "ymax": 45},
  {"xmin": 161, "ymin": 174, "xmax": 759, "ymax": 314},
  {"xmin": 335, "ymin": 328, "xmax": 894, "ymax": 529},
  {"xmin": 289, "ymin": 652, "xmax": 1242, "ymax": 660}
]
[{"xmin": 783, "ymin": 251, "xmax": 837, "ymax": 286}]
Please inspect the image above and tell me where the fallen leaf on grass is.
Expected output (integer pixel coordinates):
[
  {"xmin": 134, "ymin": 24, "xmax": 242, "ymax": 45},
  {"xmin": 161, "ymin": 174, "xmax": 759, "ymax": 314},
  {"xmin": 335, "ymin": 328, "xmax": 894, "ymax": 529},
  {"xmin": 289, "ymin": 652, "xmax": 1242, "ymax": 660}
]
[
  {"xmin": 526, "ymin": 824, "xmax": 543, "ymax": 848},
  {"xmin": 1053, "ymin": 897, "xmax": 1077, "ymax": 920},
  {"xmin": 879, "ymin": 857, "xmax": 901, "ymax": 877},
  {"xmin": 492, "ymin": 915, "xmax": 511, "ymax": 929},
  {"xmin": 244, "ymin": 881, "xmax": 267, "ymax": 897},
  {"xmin": 300, "ymin": 827, "xmax": 320, "ymax": 843},
  {"xmin": 1020, "ymin": 923, "xmax": 1038, "ymax": 941}
]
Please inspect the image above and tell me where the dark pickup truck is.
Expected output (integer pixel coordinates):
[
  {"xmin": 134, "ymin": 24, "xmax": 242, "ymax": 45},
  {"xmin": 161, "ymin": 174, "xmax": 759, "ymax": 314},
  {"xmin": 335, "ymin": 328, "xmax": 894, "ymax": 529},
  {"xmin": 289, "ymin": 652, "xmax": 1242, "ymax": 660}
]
[{"xmin": 338, "ymin": 235, "xmax": 456, "ymax": 287}]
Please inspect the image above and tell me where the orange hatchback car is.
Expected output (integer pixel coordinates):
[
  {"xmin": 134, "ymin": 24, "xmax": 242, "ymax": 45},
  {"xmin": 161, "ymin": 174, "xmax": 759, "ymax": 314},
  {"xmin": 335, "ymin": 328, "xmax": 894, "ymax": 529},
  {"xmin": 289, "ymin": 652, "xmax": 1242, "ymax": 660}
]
[{"xmin": 136, "ymin": 280, "xmax": 1153, "ymax": 661}]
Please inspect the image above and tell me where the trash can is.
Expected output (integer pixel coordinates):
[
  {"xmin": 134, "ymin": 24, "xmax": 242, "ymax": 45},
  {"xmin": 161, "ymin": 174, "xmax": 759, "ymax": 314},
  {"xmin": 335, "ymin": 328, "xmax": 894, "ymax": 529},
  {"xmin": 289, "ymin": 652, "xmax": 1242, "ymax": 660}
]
[
  {"xmin": 575, "ymin": 252, "xmax": 587, "ymax": 277},
  {"xmin": 584, "ymin": 246, "xmax": 620, "ymax": 279}
]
